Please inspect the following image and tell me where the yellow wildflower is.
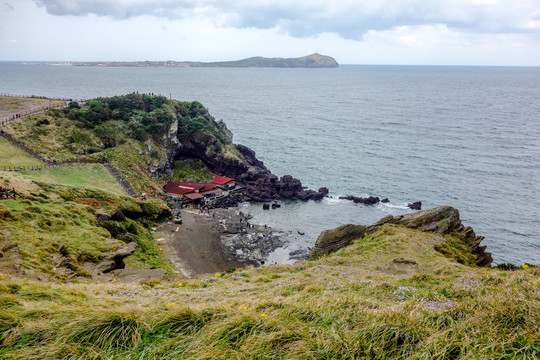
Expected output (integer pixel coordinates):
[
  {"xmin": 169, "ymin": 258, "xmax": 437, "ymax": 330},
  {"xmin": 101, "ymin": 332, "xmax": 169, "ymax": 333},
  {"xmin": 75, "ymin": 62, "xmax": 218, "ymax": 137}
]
[
  {"xmin": 522, "ymin": 264, "xmax": 529, "ymax": 269},
  {"xmin": 241, "ymin": 306, "xmax": 248, "ymax": 311},
  {"xmin": 215, "ymin": 273, "xmax": 222, "ymax": 278},
  {"xmin": 533, "ymin": 281, "xmax": 538, "ymax": 285},
  {"xmin": 177, "ymin": 282, "xmax": 183, "ymax": 288},
  {"xmin": 260, "ymin": 313, "xmax": 267, "ymax": 318},
  {"xmin": 166, "ymin": 302, "xmax": 176, "ymax": 307}
]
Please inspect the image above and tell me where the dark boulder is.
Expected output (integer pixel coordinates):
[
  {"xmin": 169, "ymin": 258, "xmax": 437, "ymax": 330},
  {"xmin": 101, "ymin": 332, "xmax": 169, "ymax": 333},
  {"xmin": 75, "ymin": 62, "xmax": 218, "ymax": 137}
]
[
  {"xmin": 408, "ymin": 201, "xmax": 422, "ymax": 210},
  {"xmin": 339, "ymin": 195, "xmax": 380, "ymax": 205},
  {"xmin": 318, "ymin": 187, "xmax": 329, "ymax": 197}
]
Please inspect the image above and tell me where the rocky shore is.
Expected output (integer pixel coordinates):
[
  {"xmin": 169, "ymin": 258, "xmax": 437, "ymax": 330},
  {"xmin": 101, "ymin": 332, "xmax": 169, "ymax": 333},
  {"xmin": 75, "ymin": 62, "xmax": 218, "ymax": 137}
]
[
  {"xmin": 212, "ymin": 208, "xmax": 288, "ymax": 265},
  {"xmin": 157, "ymin": 207, "xmax": 293, "ymax": 277}
]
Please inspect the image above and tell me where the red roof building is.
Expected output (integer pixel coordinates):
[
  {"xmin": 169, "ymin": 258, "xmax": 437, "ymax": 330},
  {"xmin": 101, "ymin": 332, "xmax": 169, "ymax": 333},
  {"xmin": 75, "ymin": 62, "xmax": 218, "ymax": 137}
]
[
  {"xmin": 164, "ymin": 181, "xmax": 222, "ymax": 201},
  {"xmin": 212, "ymin": 175, "xmax": 236, "ymax": 186},
  {"xmin": 164, "ymin": 182, "xmax": 205, "ymax": 195}
]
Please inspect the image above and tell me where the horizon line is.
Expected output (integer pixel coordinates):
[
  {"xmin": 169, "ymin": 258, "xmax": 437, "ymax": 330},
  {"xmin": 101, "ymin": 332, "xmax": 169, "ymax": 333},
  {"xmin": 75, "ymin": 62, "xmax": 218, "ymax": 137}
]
[{"xmin": 1, "ymin": 60, "xmax": 539, "ymax": 68}]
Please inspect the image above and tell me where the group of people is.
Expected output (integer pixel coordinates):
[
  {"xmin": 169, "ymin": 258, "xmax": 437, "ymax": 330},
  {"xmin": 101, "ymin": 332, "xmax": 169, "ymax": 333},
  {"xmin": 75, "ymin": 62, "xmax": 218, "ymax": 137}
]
[{"xmin": 1, "ymin": 113, "xmax": 24, "ymax": 126}]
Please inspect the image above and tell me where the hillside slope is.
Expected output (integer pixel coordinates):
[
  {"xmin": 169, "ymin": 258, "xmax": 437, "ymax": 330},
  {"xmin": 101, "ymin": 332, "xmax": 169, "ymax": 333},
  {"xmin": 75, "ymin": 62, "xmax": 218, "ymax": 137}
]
[{"xmin": 0, "ymin": 222, "xmax": 538, "ymax": 359}]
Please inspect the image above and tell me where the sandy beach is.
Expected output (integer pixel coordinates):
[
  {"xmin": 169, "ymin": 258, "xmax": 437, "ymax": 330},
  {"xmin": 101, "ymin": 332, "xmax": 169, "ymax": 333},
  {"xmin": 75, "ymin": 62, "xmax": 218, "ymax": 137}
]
[{"xmin": 156, "ymin": 209, "xmax": 250, "ymax": 278}]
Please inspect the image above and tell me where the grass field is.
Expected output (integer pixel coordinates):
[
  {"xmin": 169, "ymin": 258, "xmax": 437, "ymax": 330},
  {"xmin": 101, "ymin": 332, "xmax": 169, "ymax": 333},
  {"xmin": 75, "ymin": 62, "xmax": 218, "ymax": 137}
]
[
  {"xmin": 10, "ymin": 163, "xmax": 128, "ymax": 196},
  {"xmin": 0, "ymin": 137, "xmax": 45, "ymax": 168},
  {"xmin": 0, "ymin": 95, "xmax": 65, "ymax": 119},
  {"xmin": 0, "ymin": 225, "xmax": 538, "ymax": 359}
]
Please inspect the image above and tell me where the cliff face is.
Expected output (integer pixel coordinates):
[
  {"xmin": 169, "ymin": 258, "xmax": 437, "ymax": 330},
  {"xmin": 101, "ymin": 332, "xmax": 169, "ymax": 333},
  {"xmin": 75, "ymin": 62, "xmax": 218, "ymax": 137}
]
[
  {"xmin": 309, "ymin": 206, "xmax": 493, "ymax": 267},
  {"xmin": 146, "ymin": 117, "xmax": 181, "ymax": 179}
]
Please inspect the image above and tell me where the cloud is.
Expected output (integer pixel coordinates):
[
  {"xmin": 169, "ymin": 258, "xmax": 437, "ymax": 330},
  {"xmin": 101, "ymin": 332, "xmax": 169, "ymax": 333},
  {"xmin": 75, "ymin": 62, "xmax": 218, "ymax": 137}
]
[
  {"xmin": 34, "ymin": 0, "xmax": 540, "ymax": 40},
  {"xmin": 34, "ymin": 0, "xmax": 201, "ymax": 18},
  {"xmin": 1, "ymin": 0, "xmax": 14, "ymax": 11}
]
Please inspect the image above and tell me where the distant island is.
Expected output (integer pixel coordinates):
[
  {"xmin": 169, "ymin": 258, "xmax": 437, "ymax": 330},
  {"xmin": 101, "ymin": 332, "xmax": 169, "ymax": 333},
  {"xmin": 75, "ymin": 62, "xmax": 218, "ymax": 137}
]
[{"xmin": 48, "ymin": 53, "xmax": 339, "ymax": 68}]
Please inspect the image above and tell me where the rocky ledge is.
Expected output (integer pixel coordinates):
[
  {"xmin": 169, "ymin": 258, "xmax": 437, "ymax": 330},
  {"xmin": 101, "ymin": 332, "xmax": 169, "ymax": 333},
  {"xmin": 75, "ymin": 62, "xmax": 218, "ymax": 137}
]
[{"xmin": 309, "ymin": 206, "xmax": 493, "ymax": 267}]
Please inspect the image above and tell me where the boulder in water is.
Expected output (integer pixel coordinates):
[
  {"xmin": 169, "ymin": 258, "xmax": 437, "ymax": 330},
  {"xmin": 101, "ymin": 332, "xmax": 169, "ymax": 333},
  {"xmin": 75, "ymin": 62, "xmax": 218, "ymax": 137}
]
[{"xmin": 408, "ymin": 201, "xmax": 422, "ymax": 210}]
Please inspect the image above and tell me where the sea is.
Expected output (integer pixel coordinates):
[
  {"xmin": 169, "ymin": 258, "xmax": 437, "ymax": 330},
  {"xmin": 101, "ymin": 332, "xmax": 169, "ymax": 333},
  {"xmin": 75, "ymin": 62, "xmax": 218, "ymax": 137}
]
[{"xmin": 1, "ymin": 62, "xmax": 539, "ymax": 266}]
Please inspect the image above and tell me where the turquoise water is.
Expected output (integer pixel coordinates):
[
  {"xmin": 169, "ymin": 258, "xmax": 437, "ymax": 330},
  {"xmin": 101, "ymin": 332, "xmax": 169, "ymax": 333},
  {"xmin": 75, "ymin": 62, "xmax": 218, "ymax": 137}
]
[{"xmin": 1, "ymin": 62, "xmax": 539, "ymax": 265}]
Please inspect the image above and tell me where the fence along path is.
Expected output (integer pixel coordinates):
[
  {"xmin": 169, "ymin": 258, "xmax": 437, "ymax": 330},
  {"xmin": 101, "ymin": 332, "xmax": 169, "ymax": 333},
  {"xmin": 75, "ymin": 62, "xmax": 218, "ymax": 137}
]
[
  {"xmin": 0, "ymin": 94, "xmax": 86, "ymax": 126},
  {"xmin": 0, "ymin": 131, "xmax": 139, "ymax": 199}
]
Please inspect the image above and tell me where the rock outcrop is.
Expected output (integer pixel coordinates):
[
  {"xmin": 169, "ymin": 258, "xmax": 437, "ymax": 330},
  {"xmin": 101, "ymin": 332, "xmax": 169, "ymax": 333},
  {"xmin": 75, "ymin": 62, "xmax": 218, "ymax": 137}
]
[
  {"xmin": 146, "ymin": 118, "xmax": 181, "ymax": 178},
  {"xmin": 309, "ymin": 206, "xmax": 493, "ymax": 267},
  {"xmin": 407, "ymin": 201, "xmax": 422, "ymax": 210},
  {"xmin": 84, "ymin": 242, "xmax": 138, "ymax": 276},
  {"xmin": 310, "ymin": 224, "xmax": 371, "ymax": 257},
  {"xmin": 339, "ymin": 195, "xmax": 380, "ymax": 205}
]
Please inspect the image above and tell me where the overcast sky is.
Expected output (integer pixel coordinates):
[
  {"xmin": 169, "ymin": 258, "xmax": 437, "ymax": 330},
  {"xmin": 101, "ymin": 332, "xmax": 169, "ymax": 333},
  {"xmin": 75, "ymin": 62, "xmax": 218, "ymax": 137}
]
[{"xmin": 1, "ymin": 0, "xmax": 539, "ymax": 65}]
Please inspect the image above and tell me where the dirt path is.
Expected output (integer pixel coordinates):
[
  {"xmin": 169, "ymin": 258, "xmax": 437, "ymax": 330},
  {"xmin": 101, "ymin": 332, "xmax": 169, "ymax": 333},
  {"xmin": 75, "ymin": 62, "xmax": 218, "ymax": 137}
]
[
  {"xmin": 157, "ymin": 210, "xmax": 247, "ymax": 278},
  {"xmin": 0, "ymin": 96, "xmax": 66, "ymax": 122}
]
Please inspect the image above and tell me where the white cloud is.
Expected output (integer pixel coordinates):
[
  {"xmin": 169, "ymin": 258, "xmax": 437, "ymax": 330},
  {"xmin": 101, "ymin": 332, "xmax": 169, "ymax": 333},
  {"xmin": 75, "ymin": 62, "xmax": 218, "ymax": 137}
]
[
  {"xmin": 1, "ymin": 0, "xmax": 538, "ymax": 65},
  {"xmin": 33, "ymin": 0, "xmax": 540, "ymax": 39}
]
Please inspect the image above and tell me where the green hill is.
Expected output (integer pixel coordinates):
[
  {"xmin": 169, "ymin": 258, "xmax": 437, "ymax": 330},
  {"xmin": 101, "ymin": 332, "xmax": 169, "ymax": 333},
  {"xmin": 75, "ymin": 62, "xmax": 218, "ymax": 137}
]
[{"xmin": 200, "ymin": 53, "xmax": 339, "ymax": 68}]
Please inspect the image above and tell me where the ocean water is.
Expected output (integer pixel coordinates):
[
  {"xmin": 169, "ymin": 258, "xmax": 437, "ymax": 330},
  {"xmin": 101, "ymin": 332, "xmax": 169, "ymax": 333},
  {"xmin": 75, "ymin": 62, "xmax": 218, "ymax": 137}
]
[{"xmin": 1, "ymin": 62, "xmax": 539, "ymax": 265}]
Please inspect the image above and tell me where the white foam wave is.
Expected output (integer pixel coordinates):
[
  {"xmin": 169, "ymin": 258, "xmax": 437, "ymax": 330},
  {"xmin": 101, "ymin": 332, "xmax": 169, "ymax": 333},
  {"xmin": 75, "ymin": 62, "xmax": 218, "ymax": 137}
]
[
  {"xmin": 379, "ymin": 202, "xmax": 410, "ymax": 210},
  {"xmin": 323, "ymin": 196, "xmax": 348, "ymax": 205}
]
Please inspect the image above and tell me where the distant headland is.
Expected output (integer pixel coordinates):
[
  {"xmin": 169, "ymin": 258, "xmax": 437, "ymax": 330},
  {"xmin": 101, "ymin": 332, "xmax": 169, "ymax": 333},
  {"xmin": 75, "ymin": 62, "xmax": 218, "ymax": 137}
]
[{"xmin": 47, "ymin": 53, "xmax": 339, "ymax": 68}]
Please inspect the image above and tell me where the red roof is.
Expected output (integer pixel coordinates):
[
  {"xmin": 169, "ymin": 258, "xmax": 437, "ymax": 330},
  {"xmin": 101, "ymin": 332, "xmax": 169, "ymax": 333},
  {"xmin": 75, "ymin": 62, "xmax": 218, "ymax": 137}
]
[
  {"xmin": 184, "ymin": 193, "xmax": 204, "ymax": 200},
  {"xmin": 200, "ymin": 189, "xmax": 222, "ymax": 196},
  {"xmin": 165, "ymin": 182, "xmax": 220, "ymax": 199},
  {"xmin": 200, "ymin": 183, "xmax": 219, "ymax": 192},
  {"xmin": 164, "ymin": 182, "xmax": 205, "ymax": 195},
  {"xmin": 212, "ymin": 176, "xmax": 235, "ymax": 185}
]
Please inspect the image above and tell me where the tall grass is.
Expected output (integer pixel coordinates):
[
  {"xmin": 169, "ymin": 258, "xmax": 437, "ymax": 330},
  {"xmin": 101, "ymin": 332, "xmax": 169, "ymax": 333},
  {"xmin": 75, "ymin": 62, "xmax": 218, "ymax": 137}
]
[{"xmin": 1, "ymin": 252, "xmax": 538, "ymax": 359}]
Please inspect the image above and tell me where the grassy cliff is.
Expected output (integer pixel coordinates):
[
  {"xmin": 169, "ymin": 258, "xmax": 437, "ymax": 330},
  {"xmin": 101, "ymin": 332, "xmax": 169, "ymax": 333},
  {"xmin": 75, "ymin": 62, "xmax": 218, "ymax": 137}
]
[
  {"xmin": 0, "ymin": 225, "xmax": 538, "ymax": 359},
  {"xmin": 0, "ymin": 172, "xmax": 174, "ymax": 280}
]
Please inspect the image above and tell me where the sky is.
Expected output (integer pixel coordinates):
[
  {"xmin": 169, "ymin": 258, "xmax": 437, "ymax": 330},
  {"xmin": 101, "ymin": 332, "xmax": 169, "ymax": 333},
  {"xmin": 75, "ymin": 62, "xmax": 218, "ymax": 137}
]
[{"xmin": 1, "ymin": 0, "xmax": 540, "ymax": 65}]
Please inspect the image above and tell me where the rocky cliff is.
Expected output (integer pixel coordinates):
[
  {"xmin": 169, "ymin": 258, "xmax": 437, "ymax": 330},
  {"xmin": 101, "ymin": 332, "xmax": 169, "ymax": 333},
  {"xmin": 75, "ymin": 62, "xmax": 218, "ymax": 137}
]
[
  {"xmin": 174, "ymin": 101, "xmax": 328, "ymax": 203},
  {"xmin": 309, "ymin": 206, "xmax": 493, "ymax": 267}
]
